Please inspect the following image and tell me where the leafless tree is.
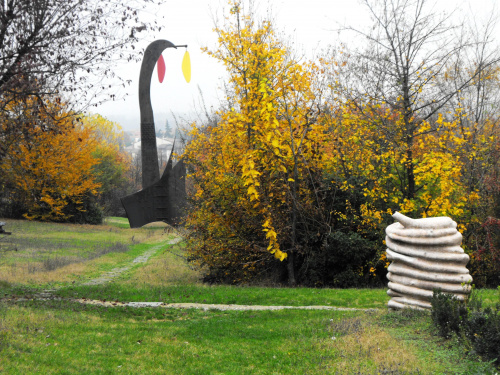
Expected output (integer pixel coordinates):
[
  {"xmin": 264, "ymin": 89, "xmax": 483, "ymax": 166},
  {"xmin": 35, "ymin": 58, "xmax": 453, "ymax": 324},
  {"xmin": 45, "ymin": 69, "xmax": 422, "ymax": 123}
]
[
  {"xmin": 439, "ymin": 12, "xmax": 500, "ymax": 221},
  {"xmin": 331, "ymin": 0, "xmax": 500, "ymax": 200},
  {"xmin": 0, "ymin": 0, "xmax": 162, "ymax": 111},
  {"xmin": 0, "ymin": 0, "xmax": 162, "ymax": 157}
]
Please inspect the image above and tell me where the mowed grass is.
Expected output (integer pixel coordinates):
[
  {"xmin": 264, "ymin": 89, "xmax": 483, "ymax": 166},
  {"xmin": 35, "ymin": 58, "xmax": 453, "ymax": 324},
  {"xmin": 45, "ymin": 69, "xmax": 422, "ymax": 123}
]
[
  {"xmin": 57, "ymin": 283, "xmax": 391, "ymax": 308},
  {"xmin": 53, "ymin": 240, "xmax": 389, "ymax": 307},
  {"xmin": 54, "ymin": 241, "xmax": 498, "ymax": 309},
  {"xmin": 1, "ymin": 300, "xmax": 495, "ymax": 374},
  {"xmin": 1, "ymin": 218, "xmax": 499, "ymax": 374}
]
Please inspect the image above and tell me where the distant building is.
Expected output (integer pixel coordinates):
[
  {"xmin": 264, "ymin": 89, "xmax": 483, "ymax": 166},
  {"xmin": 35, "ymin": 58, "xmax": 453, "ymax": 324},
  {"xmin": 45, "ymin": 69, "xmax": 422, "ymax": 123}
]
[{"xmin": 124, "ymin": 136, "xmax": 175, "ymax": 166}]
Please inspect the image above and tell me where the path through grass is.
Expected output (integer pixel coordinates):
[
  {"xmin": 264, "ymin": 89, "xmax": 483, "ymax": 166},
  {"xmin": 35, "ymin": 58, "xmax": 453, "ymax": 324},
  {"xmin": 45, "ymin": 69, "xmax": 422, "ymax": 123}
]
[{"xmin": 1, "ymin": 218, "xmax": 498, "ymax": 374}]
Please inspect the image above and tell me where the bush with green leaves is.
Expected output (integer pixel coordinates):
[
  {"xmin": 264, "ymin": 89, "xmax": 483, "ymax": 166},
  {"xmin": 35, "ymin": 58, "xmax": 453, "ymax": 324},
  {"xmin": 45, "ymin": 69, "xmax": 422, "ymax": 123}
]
[
  {"xmin": 430, "ymin": 289, "xmax": 468, "ymax": 338},
  {"xmin": 463, "ymin": 306, "xmax": 500, "ymax": 367},
  {"xmin": 431, "ymin": 288, "xmax": 500, "ymax": 368}
]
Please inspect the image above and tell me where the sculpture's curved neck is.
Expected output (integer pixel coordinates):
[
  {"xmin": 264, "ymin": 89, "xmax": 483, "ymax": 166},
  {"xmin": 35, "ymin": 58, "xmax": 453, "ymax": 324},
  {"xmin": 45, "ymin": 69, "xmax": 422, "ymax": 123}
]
[{"xmin": 139, "ymin": 39, "xmax": 176, "ymax": 188}]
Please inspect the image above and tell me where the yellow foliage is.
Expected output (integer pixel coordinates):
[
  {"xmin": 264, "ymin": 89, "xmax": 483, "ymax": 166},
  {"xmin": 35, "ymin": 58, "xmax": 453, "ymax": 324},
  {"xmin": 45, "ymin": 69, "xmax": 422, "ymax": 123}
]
[
  {"xmin": 183, "ymin": 1, "xmax": 498, "ymax": 284},
  {"xmin": 184, "ymin": 1, "xmax": 325, "ymax": 272},
  {"xmin": 320, "ymin": 95, "xmax": 482, "ymax": 231}
]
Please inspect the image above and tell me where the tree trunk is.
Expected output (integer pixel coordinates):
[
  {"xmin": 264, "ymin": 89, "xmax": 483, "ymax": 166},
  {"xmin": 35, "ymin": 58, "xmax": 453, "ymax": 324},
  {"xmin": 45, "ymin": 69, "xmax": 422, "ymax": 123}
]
[
  {"xmin": 287, "ymin": 251, "xmax": 296, "ymax": 286},
  {"xmin": 288, "ymin": 153, "xmax": 299, "ymax": 286},
  {"xmin": 406, "ymin": 147, "xmax": 415, "ymax": 200}
]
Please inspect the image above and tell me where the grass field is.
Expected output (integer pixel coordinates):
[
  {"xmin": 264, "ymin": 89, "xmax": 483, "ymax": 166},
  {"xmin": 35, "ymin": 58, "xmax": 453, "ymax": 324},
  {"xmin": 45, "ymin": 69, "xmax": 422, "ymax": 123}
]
[{"xmin": 1, "ymin": 218, "xmax": 499, "ymax": 374}]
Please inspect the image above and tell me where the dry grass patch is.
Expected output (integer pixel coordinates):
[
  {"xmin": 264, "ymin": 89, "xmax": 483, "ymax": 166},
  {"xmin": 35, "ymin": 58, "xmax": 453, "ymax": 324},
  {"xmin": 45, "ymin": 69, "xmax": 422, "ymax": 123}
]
[
  {"xmin": 329, "ymin": 326, "xmax": 419, "ymax": 373},
  {"xmin": 1, "ymin": 253, "xmax": 130, "ymax": 285},
  {"xmin": 319, "ymin": 313, "xmax": 423, "ymax": 373},
  {"xmin": 0, "ymin": 218, "xmax": 179, "ymax": 287},
  {"xmin": 124, "ymin": 243, "xmax": 201, "ymax": 287}
]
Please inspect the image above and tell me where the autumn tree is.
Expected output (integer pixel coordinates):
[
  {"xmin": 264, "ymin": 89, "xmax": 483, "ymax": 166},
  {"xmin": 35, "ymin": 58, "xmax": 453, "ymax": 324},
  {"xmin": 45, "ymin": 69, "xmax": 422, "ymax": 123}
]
[
  {"xmin": 441, "ymin": 33, "xmax": 500, "ymax": 285},
  {"xmin": 0, "ymin": 0, "xmax": 162, "ymax": 164},
  {"xmin": 331, "ymin": 0, "xmax": 499, "ymax": 203},
  {"xmin": 81, "ymin": 114, "xmax": 134, "ymax": 217},
  {"xmin": 319, "ymin": 0, "xmax": 500, "ymax": 285},
  {"xmin": 184, "ymin": 1, "xmax": 329, "ymax": 285},
  {"xmin": 439, "ymin": 18, "xmax": 500, "ymax": 220},
  {"xmin": 184, "ymin": 0, "xmax": 499, "ymax": 287},
  {"xmin": 0, "ymin": 96, "xmax": 133, "ymax": 222},
  {"xmin": 0, "ymin": 98, "xmax": 101, "ymax": 222}
]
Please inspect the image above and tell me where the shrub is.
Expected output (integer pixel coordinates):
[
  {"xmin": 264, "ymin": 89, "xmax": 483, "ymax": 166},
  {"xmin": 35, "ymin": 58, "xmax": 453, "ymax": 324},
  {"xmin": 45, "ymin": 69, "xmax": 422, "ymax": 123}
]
[
  {"xmin": 430, "ymin": 290, "xmax": 468, "ymax": 339},
  {"xmin": 63, "ymin": 194, "xmax": 103, "ymax": 225},
  {"xmin": 467, "ymin": 218, "xmax": 500, "ymax": 288},
  {"xmin": 463, "ymin": 306, "xmax": 500, "ymax": 367},
  {"xmin": 431, "ymin": 288, "xmax": 500, "ymax": 368},
  {"xmin": 297, "ymin": 230, "xmax": 384, "ymax": 287}
]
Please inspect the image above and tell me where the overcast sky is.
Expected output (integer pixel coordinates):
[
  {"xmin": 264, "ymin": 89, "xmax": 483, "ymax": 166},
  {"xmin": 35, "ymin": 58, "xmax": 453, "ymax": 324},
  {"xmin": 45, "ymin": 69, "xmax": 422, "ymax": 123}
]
[{"xmin": 93, "ymin": 0, "xmax": 499, "ymax": 131}]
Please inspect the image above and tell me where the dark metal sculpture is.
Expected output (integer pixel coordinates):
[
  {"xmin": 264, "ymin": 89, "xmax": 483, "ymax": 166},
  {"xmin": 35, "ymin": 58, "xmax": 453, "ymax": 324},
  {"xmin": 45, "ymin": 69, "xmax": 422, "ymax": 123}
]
[
  {"xmin": 121, "ymin": 40, "xmax": 187, "ymax": 228},
  {"xmin": 0, "ymin": 221, "xmax": 12, "ymax": 236},
  {"xmin": 121, "ymin": 146, "xmax": 186, "ymax": 228}
]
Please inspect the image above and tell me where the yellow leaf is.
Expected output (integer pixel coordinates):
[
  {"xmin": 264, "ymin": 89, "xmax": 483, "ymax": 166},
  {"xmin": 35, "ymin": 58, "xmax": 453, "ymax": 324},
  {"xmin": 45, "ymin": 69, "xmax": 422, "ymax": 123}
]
[
  {"xmin": 182, "ymin": 50, "xmax": 191, "ymax": 83},
  {"xmin": 247, "ymin": 185, "xmax": 257, "ymax": 196}
]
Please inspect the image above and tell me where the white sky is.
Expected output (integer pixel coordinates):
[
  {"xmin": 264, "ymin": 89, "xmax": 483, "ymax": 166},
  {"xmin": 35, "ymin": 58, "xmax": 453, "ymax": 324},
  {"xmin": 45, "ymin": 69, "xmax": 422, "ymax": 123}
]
[{"xmin": 94, "ymin": 0, "xmax": 499, "ymax": 131}]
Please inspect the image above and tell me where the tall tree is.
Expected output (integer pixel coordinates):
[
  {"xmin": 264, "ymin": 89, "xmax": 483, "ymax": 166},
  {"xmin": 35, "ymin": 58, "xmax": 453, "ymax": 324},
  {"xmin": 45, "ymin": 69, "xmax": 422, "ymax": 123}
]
[
  {"xmin": 164, "ymin": 119, "xmax": 173, "ymax": 138},
  {"xmin": 185, "ymin": 0, "xmax": 325, "ymax": 285},
  {"xmin": 0, "ymin": 0, "xmax": 161, "ymax": 159},
  {"xmin": 332, "ymin": 0, "xmax": 499, "ymax": 201},
  {"xmin": 82, "ymin": 114, "xmax": 133, "ymax": 216},
  {"xmin": 0, "ymin": 98, "xmax": 101, "ymax": 221},
  {"xmin": 0, "ymin": 0, "xmax": 160, "ymax": 106}
]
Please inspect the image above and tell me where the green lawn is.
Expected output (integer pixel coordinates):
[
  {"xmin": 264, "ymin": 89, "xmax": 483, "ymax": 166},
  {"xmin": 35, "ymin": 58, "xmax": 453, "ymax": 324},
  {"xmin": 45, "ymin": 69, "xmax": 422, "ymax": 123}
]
[
  {"xmin": 54, "ymin": 284, "xmax": 390, "ymax": 308},
  {"xmin": 1, "ymin": 218, "xmax": 498, "ymax": 374}
]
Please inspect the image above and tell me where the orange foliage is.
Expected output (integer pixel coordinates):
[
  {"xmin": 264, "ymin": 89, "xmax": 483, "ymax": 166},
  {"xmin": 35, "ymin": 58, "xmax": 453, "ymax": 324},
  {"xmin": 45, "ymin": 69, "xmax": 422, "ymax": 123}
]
[{"xmin": 1, "ymin": 99, "xmax": 101, "ymax": 221}]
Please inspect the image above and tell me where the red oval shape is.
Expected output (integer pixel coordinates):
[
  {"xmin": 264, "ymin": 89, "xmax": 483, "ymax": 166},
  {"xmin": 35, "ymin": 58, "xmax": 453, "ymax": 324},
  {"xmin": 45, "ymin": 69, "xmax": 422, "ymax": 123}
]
[{"xmin": 157, "ymin": 54, "xmax": 166, "ymax": 83}]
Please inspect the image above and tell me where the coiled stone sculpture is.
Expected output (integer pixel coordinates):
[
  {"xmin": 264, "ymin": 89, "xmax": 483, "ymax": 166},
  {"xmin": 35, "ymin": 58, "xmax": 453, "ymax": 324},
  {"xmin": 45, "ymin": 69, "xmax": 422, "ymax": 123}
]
[{"xmin": 386, "ymin": 212, "xmax": 472, "ymax": 310}]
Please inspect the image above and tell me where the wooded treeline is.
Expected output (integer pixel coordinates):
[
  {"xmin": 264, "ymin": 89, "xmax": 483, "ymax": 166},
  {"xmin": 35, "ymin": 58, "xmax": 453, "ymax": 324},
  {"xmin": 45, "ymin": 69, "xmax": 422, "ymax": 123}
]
[
  {"xmin": 183, "ymin": 0, "xmax": 500, "ymax": 287},
  {"xmin": 1, "ymin": 0, "xmax": 498, "ymax": 288},
  {"xmin": 0, "ymin": 0, "xmax": 160, "ymax": 222}
]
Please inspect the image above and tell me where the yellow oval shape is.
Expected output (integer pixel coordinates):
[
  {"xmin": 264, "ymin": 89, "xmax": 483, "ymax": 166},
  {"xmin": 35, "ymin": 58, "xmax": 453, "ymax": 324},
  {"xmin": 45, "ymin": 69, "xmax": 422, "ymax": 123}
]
[{"xmin": 182, "ymin": 50, "xmax": 191, "ymax": 83}]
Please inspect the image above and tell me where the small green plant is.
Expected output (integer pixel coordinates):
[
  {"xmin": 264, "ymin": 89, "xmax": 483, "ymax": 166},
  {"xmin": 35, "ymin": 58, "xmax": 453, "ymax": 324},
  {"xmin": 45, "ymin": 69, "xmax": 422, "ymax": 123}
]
[
  {"xmin": 463, "ymin": 305, "xmax": 500, "ymax": 367},
  {"xmin": 430, "ymin": 289, "xmax": 467, "ymax": 338},
  {"xmin": 431, "ymin": 287, "xmax": 500, "ymax": 369},
  {"xmin": 466, "ymin": 284, "xmax": 483, "ymax": 312},
  {"xmin": 0, "ymin": 280, "xmax": 10, "ymax": 289}
]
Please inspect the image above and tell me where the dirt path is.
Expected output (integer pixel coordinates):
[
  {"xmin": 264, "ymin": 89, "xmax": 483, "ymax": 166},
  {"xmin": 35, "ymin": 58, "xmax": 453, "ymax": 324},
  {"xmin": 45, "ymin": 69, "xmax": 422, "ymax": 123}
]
[
  {"xmin": 3, "ymin": 296, "xmax": 375, "ymax": 312},
  {"xmin": 82, "ymin": 237, "xmax": 182, "ymax": 286},
  {"xmin": 24, "ymin": 237, "xmax": 183, "ymax": 299},
  {"xmin": 2, "ymin": 236, "xmax": 378, "ymax": 312},
  {"xmin": 71, "ymin": 299, "xmax": 377, "ymax": 311}
]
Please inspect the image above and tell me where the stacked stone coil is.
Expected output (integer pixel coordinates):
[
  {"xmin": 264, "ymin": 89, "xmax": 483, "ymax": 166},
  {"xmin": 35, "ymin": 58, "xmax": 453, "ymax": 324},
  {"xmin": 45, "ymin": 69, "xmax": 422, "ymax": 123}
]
[{"xmin": 386, "ymin": 212, "xmax": 472, "ymax": 310}]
